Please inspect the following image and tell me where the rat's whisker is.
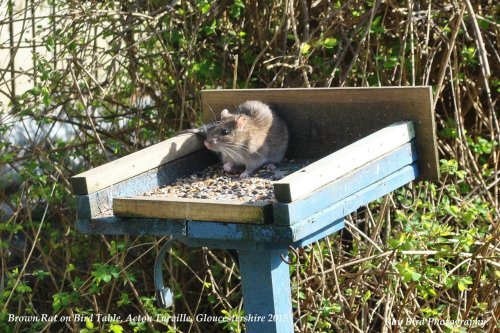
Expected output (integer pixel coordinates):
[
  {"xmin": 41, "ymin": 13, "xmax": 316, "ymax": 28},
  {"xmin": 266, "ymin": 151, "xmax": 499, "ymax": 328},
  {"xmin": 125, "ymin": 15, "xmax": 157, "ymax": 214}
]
[
  {"xmin": 226, "ymin": 145, "xmax": 257, "ymax": 165},
  {"xmin": 223, "ymin": 141, "xmax": 251, "ymax": 152},
  {"xmin": 221, "ymin": 145, "xmax": 247, "ymax": 164},
  {"xmin": 219, "ymin": 145, "xmax": 245, "ymax": 165},
  {"xmin": 222, "ymin": 143, "xmax": 255, "ymax": 161},
  {"xmin": 224, "ymin": 142, "xmax": 259, "ymax": 159}
]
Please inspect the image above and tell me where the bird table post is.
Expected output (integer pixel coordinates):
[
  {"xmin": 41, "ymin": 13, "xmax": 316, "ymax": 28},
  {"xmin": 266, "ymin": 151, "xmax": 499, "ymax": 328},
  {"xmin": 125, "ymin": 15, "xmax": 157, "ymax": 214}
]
[
  {"xmin": 238, "ymin": 247, "xmax": 294, "ymax": 333},
  {"xmin": 72, "ymin": 87, "xmax": 438, "ymax": 333}
]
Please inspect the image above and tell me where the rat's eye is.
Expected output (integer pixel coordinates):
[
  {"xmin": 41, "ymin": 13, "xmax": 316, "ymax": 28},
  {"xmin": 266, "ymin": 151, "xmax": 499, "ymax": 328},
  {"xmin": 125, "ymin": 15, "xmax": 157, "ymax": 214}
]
[{"xmin": 220, "ymin": 128, "xmax": 229, "ymax": 136}]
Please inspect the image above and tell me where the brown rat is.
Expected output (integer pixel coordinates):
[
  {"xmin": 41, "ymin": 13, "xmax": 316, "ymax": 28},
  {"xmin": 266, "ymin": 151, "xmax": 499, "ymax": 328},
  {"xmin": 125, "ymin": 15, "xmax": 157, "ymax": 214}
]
[{"xmin": 204, "ymin": 100, "xmax": 289, "ymax": 179}]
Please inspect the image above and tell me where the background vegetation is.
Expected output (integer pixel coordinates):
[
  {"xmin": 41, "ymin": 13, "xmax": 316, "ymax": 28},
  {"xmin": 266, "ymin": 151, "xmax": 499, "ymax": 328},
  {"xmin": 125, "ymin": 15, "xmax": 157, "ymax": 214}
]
[{"xmin": 0, "ymin": 0, "xmax": 498, "ymax": 332}]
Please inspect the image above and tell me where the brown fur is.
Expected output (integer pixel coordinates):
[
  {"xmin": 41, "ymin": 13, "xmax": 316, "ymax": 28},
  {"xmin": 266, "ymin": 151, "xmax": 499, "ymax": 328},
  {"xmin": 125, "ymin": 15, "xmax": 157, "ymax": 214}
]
[{"xmin": 204, "ymin": 101, "xmax": 289, "ymax": 178}]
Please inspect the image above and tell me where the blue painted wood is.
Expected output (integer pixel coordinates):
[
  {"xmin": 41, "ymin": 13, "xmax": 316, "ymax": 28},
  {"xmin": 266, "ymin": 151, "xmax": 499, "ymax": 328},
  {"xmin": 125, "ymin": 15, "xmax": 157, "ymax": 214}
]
[
  {"xmin": 187, "ymin": 221, "xmax": 292, "ymax": 243},
  {"xmin": 238, "ymin": 248, "xmax": 294, "ymax": 333},
  {"xmin": 185, "ymin": 164, "xmax": 417, "ymax": 244},
  {"xmin": 179, "ymin": 220, "xmax": 342, "ymax": 250},
  {"xmin": 76, "ymin": 150, "xmax": 216, "ymax": 218},
  {"xmin": 79, "ymin": 163, "xmax": 417, "ymax": 250},
  {"xmin": 177, "ymin": 237, "xmax": 263, "ymax": 251},
  {"xmin": 274, "ymin": 141, "xmax": 417, "ymax": 225},
  {"xmin": 290, "ymin": 163, "xmax": 418, "ymax": 242},
  {"xmin": 76, "ymin": 195, "xmax": 93, "ymax": 217},
  {"xmin": 76, "ymin": 217, "xmax": 187, "ymax": 236},
  {"xmin": 292, "ymin": 219, "xmax": 345, "ymax": 248},
  {"xmin": 177, "ymin": 237, "xmax": 292, "ymax": 251}
]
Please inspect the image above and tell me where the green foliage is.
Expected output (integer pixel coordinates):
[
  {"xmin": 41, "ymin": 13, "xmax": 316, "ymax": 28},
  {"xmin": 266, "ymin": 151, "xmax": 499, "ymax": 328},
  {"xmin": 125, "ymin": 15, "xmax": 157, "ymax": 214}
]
[
  {"xmin": 219, "ymin": 309, "xmax": 244, "ymax": 333},
  {"xmin": 91, "ymin": 264, "xmax": 121, "ymax": 286},
  {"xmin": 53, "ymin": 292, "xmax": 79, "ymax": 312}
]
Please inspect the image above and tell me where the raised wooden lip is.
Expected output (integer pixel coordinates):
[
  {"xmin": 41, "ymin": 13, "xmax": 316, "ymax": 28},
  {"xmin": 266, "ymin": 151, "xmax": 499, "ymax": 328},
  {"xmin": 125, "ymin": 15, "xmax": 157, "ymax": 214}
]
[
  {"xmin": 113, "ymin": 196, "xmax": 272, "ymax": 224},
  {"xmin": 273, "ymin": 121, "xmax": 415, "ymax": 203},
  {"xmin": 71, "ymin": 133, "xmax": 204, "ymax": 195}
]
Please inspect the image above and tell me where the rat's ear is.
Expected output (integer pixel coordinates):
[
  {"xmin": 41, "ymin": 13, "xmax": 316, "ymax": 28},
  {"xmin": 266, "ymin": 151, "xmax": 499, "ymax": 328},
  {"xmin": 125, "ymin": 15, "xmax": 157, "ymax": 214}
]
[
  {"xmin": 220, "ymin": 109, "xmax": 230, "ymax": 118},
  {"xmin": 236, "ymin": 114, "xmax": 247, "ymax": 129}
]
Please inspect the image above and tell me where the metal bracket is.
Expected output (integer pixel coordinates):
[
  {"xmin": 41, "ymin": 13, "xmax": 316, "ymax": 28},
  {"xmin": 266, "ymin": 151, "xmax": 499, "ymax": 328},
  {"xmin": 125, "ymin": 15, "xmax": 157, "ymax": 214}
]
[{"xmin": 154, "ymin": 239, "xmax": 175, "ymax": 308}]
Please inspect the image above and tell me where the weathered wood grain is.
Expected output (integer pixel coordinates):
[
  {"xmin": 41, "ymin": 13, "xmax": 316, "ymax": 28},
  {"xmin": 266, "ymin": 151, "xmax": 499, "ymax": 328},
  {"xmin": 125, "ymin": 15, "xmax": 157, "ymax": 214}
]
[
  {"xmin": 186, "ymin": 220, "xmax": 286, "ymax": 243},
  {"xmin": 273, "ymin": 121, "xmax": 415, "ymax": 202},
  {"xmin": 76, "ymin": 150, "xmax": 216, "ymax": 218},
  {"xmin": 80, "ymin": 164, "xmax": 418, "ymax": 244},
  {"xmin": 113, "ymin": 197, "xmax": 273, "ymax": 224},
  {"xmin": 291, "ymin": 219, "xmax": 345, "ymax": 248},
  {"xmin": 76, "ymin": 217, "xmax": 188, "ymax": 236},
  {"xmin": 289, "ymin": 163, "xmax": 418, "ymax": 242},
  {"xmin": 201, "ymin": 87, "xmax": 439, "ymax": 181},
  {"xmin": 184, "ymin": 163, "xmax": 418, "ymax": 244},
  {"xmin": 238, "ymin": 248, "xmax": 294, "ymax": 333},
  {"xmin": 174, "ymin": 217, "xmax": 342, "ymax": 250},
  {"xmin": 273, "ymin": 141, "xmax": 418, "ymax": 224},
  {"xmin": 71, "ymin": 134, "xmax": 204, "ymax": 195}
]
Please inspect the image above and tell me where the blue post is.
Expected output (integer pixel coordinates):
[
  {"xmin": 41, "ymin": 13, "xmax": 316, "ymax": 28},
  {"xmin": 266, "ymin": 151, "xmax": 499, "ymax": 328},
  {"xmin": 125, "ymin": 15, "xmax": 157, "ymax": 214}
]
[{"xmin": 238, "ymin": 247, "xmax": 294, "ymax": 333}]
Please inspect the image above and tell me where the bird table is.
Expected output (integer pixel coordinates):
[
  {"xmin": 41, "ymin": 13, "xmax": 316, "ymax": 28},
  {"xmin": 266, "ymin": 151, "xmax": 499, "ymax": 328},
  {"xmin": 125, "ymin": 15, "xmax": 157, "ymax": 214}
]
[{"xmin": 72, "ymin": 88, "xmax": 439, "ymax": 333}]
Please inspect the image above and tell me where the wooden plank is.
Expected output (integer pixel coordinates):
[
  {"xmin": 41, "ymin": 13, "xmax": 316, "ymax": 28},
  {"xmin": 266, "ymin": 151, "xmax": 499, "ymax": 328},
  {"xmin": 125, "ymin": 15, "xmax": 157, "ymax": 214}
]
[
  {"xmin": 273, "ymin": 121, "xmax": 415, "ymax": 202},
  {"xmin": 177, "ymin": 237, "xmax": 263, "ymax": 251},
  {"xmin": 273, "ymin": 141, "xmax": 418, "ymax": 224},
  {"xmin": 186, "ymin": 164, "xmax": 417, "ymax": 244},
  {"xmin": 76, "ymin": 217, "xmax": 187, "ymax": 236},
  {"xmin": 187, "ymin": 220, "xmax": 287, "ymax": 242},
  {"xmin": 291, "ymin": 219, "xmax": 345, "ymax": 248},
  {"xmin": 76, "ymin": 150, "xmax": 216, "ymax": 218},
  {"xmin": 238, "ymin": 248, "xmax": 294, "ymax": 333},
  {"xmin": 71, "ymin": 133, "xmax": 204, "ymax": 195},
  {"xmin": 113, "ymin": 197, "xmax": 272, "ymax": 224},
  {"xmin": 178, "ymin": 219, "xmax": 339, "ymax": 250},
  {"xmin": 176, "ymin": 237, "xmax": 293, "ymax": 251},
  {"xmin": 80, "ymin": 164, "xmax": 416, "ymax": 242},
  {"xmin": 289, "ymin": 163, "xmax": 418, "ymax": 242},
  {"xmin": 201, "ymin": 87, "xmax": 439, "ymax": 182}
]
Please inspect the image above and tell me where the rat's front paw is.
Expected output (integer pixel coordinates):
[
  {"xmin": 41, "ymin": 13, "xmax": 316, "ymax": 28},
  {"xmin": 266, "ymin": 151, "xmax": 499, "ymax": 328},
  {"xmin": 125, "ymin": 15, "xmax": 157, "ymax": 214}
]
[
  {"xmin": 264, "ymin": 163, "xmax": 277, "ymax": 171},
  {"xmin": 239, "ymin": 172, "xmax": 249, "ymax": 179},
  {"xmin": 223, "ymin": 162, "xmax": 233, "ymax": 172}
]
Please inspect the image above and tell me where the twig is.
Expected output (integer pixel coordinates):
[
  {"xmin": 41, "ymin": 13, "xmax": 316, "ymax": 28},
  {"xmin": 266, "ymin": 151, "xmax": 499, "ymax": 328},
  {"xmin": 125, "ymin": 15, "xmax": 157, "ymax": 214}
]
[
  {"xmin": 433, "ymin": 4, "xmax": 466, "ymax": 109},
  {"xmin": 464, "ymin": 0, "xmax": 491, "ymax": 78}
]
